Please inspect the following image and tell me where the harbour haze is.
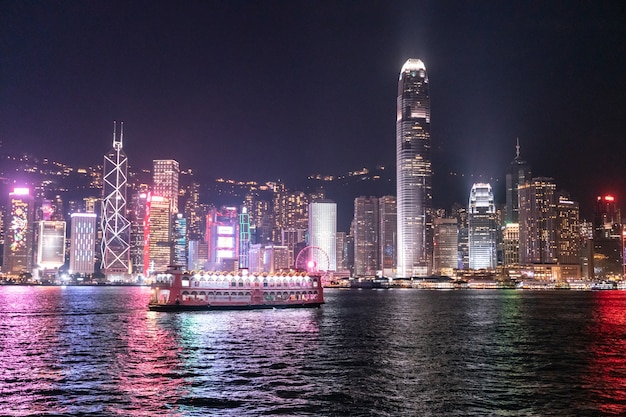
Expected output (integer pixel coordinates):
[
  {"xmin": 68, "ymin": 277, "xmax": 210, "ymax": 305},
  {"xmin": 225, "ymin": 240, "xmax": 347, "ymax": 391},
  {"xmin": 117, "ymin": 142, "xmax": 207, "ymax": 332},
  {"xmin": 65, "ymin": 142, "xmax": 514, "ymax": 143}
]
[{"xmin": 1, "ymin": 286, "xmax": 625, "ymax": 416}]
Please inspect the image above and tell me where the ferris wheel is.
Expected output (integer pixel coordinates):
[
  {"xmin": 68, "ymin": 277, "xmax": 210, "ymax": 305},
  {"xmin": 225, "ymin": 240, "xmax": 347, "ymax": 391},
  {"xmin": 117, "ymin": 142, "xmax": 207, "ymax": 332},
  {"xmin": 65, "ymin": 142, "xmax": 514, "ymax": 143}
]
[{"xmin": 295, "ymin": 246, "xmax": 330, "ymax": 274}]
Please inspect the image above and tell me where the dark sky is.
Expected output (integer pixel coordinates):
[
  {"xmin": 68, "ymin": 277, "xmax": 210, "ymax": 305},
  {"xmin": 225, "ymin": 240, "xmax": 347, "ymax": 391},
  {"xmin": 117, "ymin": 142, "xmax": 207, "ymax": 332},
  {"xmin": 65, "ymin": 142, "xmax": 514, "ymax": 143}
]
[{"xmin": 2, "ymin": 1, "xmax": 626, "ymax": 217}]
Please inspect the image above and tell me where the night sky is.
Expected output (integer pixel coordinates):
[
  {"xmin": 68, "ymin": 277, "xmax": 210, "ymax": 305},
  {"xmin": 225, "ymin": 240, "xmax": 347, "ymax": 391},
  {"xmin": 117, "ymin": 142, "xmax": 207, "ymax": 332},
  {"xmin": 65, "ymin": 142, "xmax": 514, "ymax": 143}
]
[{"xmin": 2, "ymin": 1, "xmax": 626, "ymax": 218}]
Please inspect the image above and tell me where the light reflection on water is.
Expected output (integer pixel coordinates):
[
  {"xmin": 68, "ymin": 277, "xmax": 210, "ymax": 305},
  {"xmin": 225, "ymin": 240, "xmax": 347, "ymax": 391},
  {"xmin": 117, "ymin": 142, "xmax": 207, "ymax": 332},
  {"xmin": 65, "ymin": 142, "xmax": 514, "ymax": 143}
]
[{"xmin": 1, "ymin": 286, "xmax": 626, "ymax": 416}]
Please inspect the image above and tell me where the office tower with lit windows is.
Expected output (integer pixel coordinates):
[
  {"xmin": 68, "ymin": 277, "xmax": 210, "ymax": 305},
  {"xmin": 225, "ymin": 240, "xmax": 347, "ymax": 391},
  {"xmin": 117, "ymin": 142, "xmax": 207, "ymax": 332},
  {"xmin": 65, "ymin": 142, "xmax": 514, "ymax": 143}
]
[
  {"xmin": 173, "ymin": 213, "xmax": 187, "ymax": 267},
  {"xmin": 452, "ymin": 203, "xmax": 469, "ymax": 269},
  {"xmin": 239, "ymin": 207, "xmax": 250, "ymax": 269},
  {"xmin": 101, "ymin": 122, "xmax": 131, "ymax": 278},
  {"xmin": 69, "ymin": 213, "xmax": 97, "ymax": 275},
  {"xmin": 353, "ymin": 197, "xmax": 379, "ymax": 277},
  {"xmin": 468, "ymin": 183, "xmax": 497, "ymax": 270},
  {"xmin": 145, "ymin": 195, "xmax": 172, "ymax": 275},
  {"xmin": 335, "ymin": 231, "xmax": 348, "ymax": 273},
  {"xmin": 505, "ymin": 139, "xmax": 531, "ymax": 224},
  {"xmin": 433, "ymin": 217, "xmax": 458, "ymax": 275},
  {"xmin": 2, "ymin": 187, "xmax": 35, "ymax": 276},
  {"xmin": 519, "ymin": 177, "xmax": 558, "ymax": 265},
  {"xmin": 378, "ymin": 196, "xmax": 397, "ymax": 276},
  {"xmin": 502, "ymin": 223, "xmax": 520, "ymax": 267},
  {"xmin": 263, "ymin": 245, "xmax": 290, "ymax": 273},
  {"xmin": 593, "ymin": 195, "xmax": 622, "ymax": 279},
  {"xmin": 396, "ymin": 58, "xmax": 432, "ymax": 277},
  {"xmin": 128, "ymin": 189, "xmax": 148, "ymax": 275},
  {"xmin": 557, "ymin": 195, "xmax": 581, "ymax": 278},
  {"xmin": 308, "ymin": 200, "xmax": 337, "ymax": 271},
  {"xmin": 152, "ymin": 159, "xmax": 180, "ymax": 213}
]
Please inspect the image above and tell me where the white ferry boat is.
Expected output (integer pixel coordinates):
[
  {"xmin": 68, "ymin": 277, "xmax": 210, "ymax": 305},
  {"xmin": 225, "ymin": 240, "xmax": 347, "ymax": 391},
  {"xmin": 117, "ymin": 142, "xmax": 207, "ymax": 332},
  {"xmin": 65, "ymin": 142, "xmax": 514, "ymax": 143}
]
[{"xmin": 148, "ymin": 266, "xmax": 324, "ymax": 311}]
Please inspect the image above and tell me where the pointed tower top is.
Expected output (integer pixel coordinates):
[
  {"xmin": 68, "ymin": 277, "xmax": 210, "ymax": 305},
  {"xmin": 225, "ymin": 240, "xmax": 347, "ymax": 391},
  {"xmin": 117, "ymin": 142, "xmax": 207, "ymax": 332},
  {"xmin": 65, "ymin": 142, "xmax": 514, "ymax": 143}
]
[
  {"xmin": 112, "ymin": 120, "xmax": 123, "ymax": 151},
  {"xmin": 515, "ymin": 137, "xmax": 520, "ymax": 159}
]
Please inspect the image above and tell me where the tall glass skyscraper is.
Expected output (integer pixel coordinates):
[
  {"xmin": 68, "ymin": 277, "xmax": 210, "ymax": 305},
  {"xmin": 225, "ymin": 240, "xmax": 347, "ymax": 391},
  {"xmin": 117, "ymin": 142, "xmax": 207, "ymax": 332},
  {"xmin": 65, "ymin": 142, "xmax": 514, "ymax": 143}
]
[
  {"xmin": 468, "ymin": 183, "xmax": 497, "ymax": 270},
  {"xmin": 101, "ymin": 122, "xmax": 131, "ymax": 279},
  {"xmin": 396, "ymin": 58, "xmax": 432, "ymax": 277}
]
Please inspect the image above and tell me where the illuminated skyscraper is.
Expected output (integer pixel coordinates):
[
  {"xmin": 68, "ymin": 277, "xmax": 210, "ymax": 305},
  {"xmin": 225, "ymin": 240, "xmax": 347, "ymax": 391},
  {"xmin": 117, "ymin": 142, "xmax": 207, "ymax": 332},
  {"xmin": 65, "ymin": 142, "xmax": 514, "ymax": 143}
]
[
  {"xmin": 69, "ymin": 213, "xmax": 97, "ymax": 275},
  {"xmin": 36, "ymin": 220, "xmax": 66, "ymax": 270},
  {"xmin": 308, "ymin": 200, "xmax": 337, "ymax": 271},
  {"xmin": 353, "ymin": 196, "xmax": 379, "ymax": 276},
  {"xmin": 2, "ymin": 187, "xmax": 35, "ymax": 276},
  {"xmin": 101, "ymin": 122, "xmax": 131, "ymax": 278},
  {"xmin": 396, "ymin": 58, "xmax": 432, "ymax": 277},
  {"xmin": 518, "ymin": 178, "xmax": 557, "ymax": 265},
  {"xmin": 153, "ymin": 159, "xmax": 180, "ymax": 214},
  {"xmin": 505, "ymin": 139, "xmax": 531, "ymax": 224},
  {"xmin": 468, "ymin": 183, "xmax": 497, "ymax": 270},
  {"xmin": 433, "ymin": 217, "xmax": 458, "ymax": 275},
  {"xmin": 593, "ymin": 195, "xmax": 622, "ymax": 279},
  {"xmin": 206, "ymin": 207, "xmax": 238, "ymax": 271},
  {"xmin": 378, "ymin": 196, "xmax": 397, "ymax": 276},
  {"xmin": 145, "ymin": 195, "xmax": 172, "ymax": 274}
]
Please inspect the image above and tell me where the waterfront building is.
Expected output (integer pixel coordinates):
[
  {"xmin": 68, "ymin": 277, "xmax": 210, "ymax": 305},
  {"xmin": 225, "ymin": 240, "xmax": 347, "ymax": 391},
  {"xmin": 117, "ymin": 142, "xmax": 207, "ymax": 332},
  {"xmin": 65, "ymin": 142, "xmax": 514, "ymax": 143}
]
[
  {"xmin": 593, "ymin": 195, "xmax": 622, "ymax": 279},
  {"xmin": 354, "ymin": 196, "xmax": 379, "ymax": 276},
  {"xmin": 239, "ymin": 207, "xmax": 250, "ymax": 270},
  {"xmin": 101, "ymin": 122, "xmax": 131, "ymax": 279},
  {"xmin": 128, "ymin": 189, "xmax": 148, "ymax": 275},
  {"xmin": 248, "ymin": 244, "xmax": 264, "ymax": 273},
  {"xmin": 187, "ymin": 240, "xmax": 208, "ymax": 271},
  {"xmin": 183, "ymin": 182, "xmax": 205, "ymax": 242},
  {"xmin": 145, "ymin": 195, "xmax": 171, "ymax": 275},
  {"xmin": 396, "ymin": 58, "xmax": 432, "ymax": 277},
  {"xmin": 433, "ymin": 217, "xmax": 458, "ymax": 276},
  {"xmin": 308, "ymin": 200, "xmax": 337, "ymax": 271},
  {"xmin": 519, "ymin": 178, "xmax": 557, "ymax": 266},
  {"xmin": 152, "ymin": 159, "xmax": 180, "ymax": 214},
  {"xmin": 263, "ymin": 245, "xmax": 290, "ymax": 273},
  {"xmin": 2, "ymin": 187, "xmax": 35, "ymax": 276},
  {"xmin": 69, "ymin": 213, "xmax": 97, "ymax": 275},
  {"xmin": 335, "ymin": 231, "xmax": 348, "ymax": 273},
  {"xmin": 468, "ymin": 183, "xmax": 497, "ymax": 270},
  {"xmin": 35, "ymin": 220, "xmax": 66, "ymax": 272},
  {"xmin": 378, "ymin": 196, "xmax": 397, "ymax": 277},
  {"xmin": 452, "ymin": 203, "xmax": 469, "ymax": 269},
  {"xmin": 281, "ymin": 227, "xmax": 306, "ymax": 268},
  {"xmin": 505, "ymin": 139, "xmax": 531, "ymax": 224},
  {"xmin": 502, "ymin": 223, "xmax": 520, "ymax": 267},
  {"xmin": 557, "ymin": 195, "xmax": 581, "ymax": 279},
  {"xmin": 173, "ymin": 213, "xmax": 187, "ymax": 267},
  {"xmin": 206, "ymin": 206, "xmax": 238, "ymax": 271}
]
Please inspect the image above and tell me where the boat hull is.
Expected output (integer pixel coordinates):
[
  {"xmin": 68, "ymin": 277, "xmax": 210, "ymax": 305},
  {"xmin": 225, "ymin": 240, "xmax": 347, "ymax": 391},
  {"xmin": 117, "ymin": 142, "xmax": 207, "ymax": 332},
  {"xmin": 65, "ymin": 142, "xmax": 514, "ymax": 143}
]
[{"xmin": 148, "ymin": 302, "xmax": 323, "ymax": 312}]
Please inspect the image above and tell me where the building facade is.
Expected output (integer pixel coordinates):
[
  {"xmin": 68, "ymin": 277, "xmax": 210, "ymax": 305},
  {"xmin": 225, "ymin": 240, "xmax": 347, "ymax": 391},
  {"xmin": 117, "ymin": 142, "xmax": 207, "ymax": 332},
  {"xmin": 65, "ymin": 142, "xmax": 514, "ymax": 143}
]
[
  {"xmin": 396, "ymin": 58, "xmax": 432, "ymax": 277},
  {"xmin": 145, "ymin": 195, "xmax": 172, "ymax": 274},
  {"xmin": 378, "ymin": 196, "xmax": 397, "ymax": 276},
  {"xmin": 69, "ymin": 213, "xmax": 97, "ymax": 275},
  {"xmin": 468, "ymin": 183, "xmax": 497, "ymax": 270},
  {"xmin": 101, "ymin": 122, "xmax": 131, "ymax": 278},
  {"xmin": 433, "ymin": 217, "xmax": 458, "ymax": 275},
  {"xmin": 519, "ymin": 178, "xmax": 558, "ymax": 265},
  {"xmin": 308, "ymin": 200, "xmax": 337, "ymax": 272},
  {"xmin": 353, "ymin": 196, "xmax": 379, "ymax": 276},
  {"xmin": 505, "ymin": 139, "xmax": 531, "ymax": 224},
  {"xmin": 2, "ymin": 187, "xmax": 35, "ymax": 276},
  {"xmin": 152, "ymin": 159, "xmax": 180, "ymax": 213}
]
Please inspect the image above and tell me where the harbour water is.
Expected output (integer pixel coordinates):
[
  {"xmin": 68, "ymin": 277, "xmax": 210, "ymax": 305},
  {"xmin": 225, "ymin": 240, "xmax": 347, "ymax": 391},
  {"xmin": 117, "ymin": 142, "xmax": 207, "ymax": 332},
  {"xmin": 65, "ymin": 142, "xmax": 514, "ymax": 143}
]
[{"xmin": 1, "ymin": 286, "xmax": 625, "ymax": 416}]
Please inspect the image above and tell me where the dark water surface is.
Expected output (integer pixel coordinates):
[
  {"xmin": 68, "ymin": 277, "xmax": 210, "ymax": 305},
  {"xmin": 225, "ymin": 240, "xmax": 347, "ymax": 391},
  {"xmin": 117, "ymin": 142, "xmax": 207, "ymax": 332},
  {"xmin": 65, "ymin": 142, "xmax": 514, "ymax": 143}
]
[{"xmin": 1, "ymin": 286, "xmax": 626, "ymax": 416}]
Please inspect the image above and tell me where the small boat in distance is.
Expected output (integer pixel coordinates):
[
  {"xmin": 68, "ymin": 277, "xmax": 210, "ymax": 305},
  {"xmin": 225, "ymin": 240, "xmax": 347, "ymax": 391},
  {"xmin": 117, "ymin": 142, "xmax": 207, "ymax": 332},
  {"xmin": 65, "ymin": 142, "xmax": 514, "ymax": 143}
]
[{"xmin": 148, "ymin": 266, "xmax": 324, "ymax": 311}]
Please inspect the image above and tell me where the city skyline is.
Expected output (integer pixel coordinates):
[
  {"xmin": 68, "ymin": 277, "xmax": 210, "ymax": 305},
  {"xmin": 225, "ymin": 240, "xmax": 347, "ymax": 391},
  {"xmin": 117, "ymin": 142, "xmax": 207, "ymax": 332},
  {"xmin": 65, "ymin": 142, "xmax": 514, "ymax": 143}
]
[{"xmin": 2, "ymin": 1, "xmax": 626, "ymax": 217}]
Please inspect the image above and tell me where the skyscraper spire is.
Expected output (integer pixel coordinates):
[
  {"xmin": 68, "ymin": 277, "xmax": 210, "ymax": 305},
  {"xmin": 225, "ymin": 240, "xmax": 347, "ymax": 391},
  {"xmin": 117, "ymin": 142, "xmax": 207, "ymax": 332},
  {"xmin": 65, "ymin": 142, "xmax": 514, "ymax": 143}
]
[{"xmin": 515, "ymin": 137, "xmax": 520, "ymax": 159}]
